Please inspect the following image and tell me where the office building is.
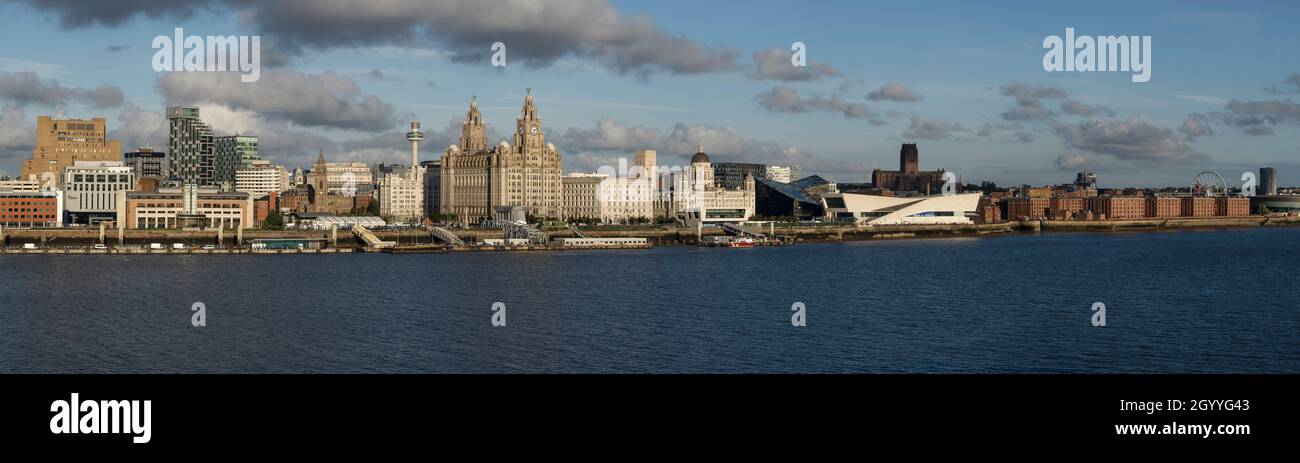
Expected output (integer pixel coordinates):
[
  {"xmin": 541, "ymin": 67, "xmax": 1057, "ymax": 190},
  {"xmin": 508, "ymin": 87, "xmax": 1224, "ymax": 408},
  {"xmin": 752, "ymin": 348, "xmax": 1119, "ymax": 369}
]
[
  {"xmin": 234, "ymin": 160, "xmax": 290, "ymax": 199},
  {"xmin": 765, "ymin": 165, "xmax": 801, "ymax": 184},
  {"xmin": 20, "ymin": 116, "xmax": 122, "ymax": 188},
  {"xmin": 714, "ymin": 162, "xmax": 766, "ymax": 190},
  {"xmin": 440, "ymin": 91, "xmax": 564, "ymax": 222},
  {"xmin": 117, "ymin": 185, "xmax": 252, "ymax": 229},
  {"xmin": 62, "ymin": 160, "xmax": 134, "ymax": 224},
  {"xmin": 124, "ymin": 147, "xmax": 168, "ymax": 179},
  {"xmin": 0, "ymin": 191, "xmax": 63, "ymax": 227},
  {"xmin": 421, "ymin": 159, "xmax": 441, "ymax": 218},
  {"xmin": 213, "ymin": 135, "xmax": 260, "ymax": 188},
  {"xmin": 562, "ymin": 173, "xmax": 605, "ymax": 221},
  {"xmin": 1260, "ymin": 167, "xmax": 1277, "ymax": 196}
]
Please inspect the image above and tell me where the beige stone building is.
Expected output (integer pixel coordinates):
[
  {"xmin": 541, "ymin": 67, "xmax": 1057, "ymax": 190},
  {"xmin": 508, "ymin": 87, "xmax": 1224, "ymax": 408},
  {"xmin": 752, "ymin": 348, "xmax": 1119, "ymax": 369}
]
[
  {"xmin": 658, "ymin": 147, "xmax": 756, "ymax": 221},
  {"xmin": 21, "ymin": 116, "xmax": 122, "ymax": 188},
  {"xmin": 117, "ymin": 185, "xmax": 252, "ymax": 230},
  {"xmin": 306, "ymin": 161, "xmax": 372, "ymax": 195},
  {"xmin": 440, "ymin": 91, "xmax": 562, "ymax": 222},
  {"xmin": 562, "ymin": 173, "xmax": 604, "ymax": 221}
]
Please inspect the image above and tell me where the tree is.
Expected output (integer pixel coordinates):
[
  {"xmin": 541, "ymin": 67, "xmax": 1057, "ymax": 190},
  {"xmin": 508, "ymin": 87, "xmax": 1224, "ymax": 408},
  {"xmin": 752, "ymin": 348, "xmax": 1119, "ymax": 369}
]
[{"xmin": 263, "ymin": 210, "xmax": 285, "ymax": 230}]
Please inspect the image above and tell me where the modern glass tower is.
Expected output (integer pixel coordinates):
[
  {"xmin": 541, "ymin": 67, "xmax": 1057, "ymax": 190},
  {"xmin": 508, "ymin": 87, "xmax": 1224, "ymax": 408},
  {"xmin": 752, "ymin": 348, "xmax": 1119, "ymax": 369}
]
[
  {"xmin": 213, "ymin": 135, "xmax": 260, "ymax": 190},
  {"xmin": 166, "ymin": 106, "xmax": 214, "ymax": 185}
]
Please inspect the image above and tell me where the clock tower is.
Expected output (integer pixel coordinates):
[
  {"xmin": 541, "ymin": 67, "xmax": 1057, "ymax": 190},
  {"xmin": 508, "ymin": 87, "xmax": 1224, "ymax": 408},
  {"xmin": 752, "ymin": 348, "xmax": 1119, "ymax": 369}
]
[{"xmin": 513, "ymin": 88, "xmax": 545, "ymax": 154}]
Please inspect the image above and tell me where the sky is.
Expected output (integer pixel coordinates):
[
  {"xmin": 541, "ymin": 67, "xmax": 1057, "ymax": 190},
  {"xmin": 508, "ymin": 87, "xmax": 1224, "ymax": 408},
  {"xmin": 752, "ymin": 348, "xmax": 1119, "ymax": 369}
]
[{"xmin": 0, "ymin": 0, "xmax": 1297, "ymax": 188}]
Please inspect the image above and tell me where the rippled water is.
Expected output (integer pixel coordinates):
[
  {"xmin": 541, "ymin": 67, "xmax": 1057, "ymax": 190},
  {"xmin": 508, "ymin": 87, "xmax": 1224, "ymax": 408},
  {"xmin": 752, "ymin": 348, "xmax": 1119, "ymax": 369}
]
[{"xmin": 1, "ymin": 227, "xmax": 1296, "ymax": 373}]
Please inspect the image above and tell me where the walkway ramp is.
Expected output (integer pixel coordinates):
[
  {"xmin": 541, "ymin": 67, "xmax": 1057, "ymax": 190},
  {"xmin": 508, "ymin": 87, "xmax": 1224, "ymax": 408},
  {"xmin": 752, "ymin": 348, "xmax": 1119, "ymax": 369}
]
[
  {"xmin": 719, "ymin": 223, "xmax": 766, "ymax": 238},
  {"xmin": 427, "ymin": 226, "xmax": 466, "ymax": 246},
  {"xmin": 352, "ymin": 224, "xmax": 396, "ymax": 249}
]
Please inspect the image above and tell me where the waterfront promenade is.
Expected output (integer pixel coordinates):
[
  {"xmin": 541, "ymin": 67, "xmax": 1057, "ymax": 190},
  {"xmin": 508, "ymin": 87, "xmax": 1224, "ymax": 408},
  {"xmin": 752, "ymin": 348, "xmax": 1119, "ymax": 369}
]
[{"xmin": 2, "ymin": 215, "xmax": 1298, "ymax": 254}]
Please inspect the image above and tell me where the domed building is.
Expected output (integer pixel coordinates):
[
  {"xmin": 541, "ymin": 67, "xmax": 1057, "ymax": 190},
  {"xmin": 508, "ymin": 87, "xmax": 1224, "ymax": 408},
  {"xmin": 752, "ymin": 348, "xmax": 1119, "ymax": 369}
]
[
  {"xmin": 659, "ymin": 145, "xmax": 756, "ymax": 224},
  {"xmin": 439, "ymin": 90, "xmax": 564, "ymax": 222}
]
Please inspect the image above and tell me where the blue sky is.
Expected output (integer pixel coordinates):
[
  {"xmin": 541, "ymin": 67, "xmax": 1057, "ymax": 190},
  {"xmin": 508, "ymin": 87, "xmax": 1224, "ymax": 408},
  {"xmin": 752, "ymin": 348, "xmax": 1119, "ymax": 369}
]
[{"xmin": 0, "ymin": 0, "xmax": 1297, "ymax": 188}]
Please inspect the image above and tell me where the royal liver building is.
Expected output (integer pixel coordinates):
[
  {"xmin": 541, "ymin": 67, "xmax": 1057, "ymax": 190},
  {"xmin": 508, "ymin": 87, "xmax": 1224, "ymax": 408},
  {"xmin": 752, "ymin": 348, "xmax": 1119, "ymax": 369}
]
[{"xmin": 439, "ymin": 90, "xmax": 563, "ymax": 222}]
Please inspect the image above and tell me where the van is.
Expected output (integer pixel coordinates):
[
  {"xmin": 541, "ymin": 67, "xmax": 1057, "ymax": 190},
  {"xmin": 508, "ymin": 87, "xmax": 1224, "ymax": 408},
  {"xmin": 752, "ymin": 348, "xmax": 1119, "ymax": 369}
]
[
  {"xmin": 149, "ymin": 243, "xmax": 163, "ymax": 250},
  {"xmin": 22, "ymin": 243, "xmax": 37, "ymax": 250}
]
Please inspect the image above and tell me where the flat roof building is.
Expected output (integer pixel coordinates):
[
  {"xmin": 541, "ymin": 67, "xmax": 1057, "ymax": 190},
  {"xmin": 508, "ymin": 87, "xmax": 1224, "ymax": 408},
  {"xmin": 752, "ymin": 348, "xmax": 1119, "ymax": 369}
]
[
  {"xmin": 20, "ymin": 116, "xmax": 122, "ymax": 188},
  {"xmin": 0, "ymin": 191, "xmax": 63, "ymax": 228}
]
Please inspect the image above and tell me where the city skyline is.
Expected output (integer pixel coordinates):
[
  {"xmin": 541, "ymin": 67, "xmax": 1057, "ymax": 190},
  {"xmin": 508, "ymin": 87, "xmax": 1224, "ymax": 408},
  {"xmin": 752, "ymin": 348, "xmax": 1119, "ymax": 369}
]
[{"xmin": 0, "ymin": 0, "xmax": 1297, "ymax": 188}]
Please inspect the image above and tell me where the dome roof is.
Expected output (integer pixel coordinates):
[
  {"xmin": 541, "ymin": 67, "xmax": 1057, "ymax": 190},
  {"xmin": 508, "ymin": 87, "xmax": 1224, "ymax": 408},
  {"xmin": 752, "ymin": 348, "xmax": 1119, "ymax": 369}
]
[{"xmin": 691, "ymin": 146, "xmax": 712, "ymax": 164}]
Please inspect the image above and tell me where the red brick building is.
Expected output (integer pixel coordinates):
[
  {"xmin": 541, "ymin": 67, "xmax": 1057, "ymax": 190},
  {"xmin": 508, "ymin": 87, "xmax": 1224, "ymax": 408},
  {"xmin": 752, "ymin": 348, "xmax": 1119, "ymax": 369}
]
[
  {"xmin": 1050, "ymin": 197, "xmax": 1086, "ymax": 219},
  {"xmin": 0, "ymin": 192, "xmax": 63, "ymax": 227},
  {"xmin": 1145, "ymin": 197, "xmax": 1182, "ymax": 218},
  {"xmin": 1087, "ymin": 196, "xmax": 1145, "ymax": 219},
  {"xmin": 1217, "ymin": 197, "xmax": 1250, "ymax": 217},
  {"xmin": 1181, "ymin": 197, "xmax": 1218, "ymax": 217},
  {"xmin": 1005, "ymin": 197, "xmax": 1050, "ymax": 219}
]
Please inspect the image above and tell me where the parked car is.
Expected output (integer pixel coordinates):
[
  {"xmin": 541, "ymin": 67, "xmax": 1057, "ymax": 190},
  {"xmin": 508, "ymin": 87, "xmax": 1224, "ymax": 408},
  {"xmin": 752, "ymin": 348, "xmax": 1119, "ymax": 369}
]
[
  {"xmin": 201, "ymin": 245, "xmax": 216, "ymax": 250},
  {"xmin": 149, "ymin": 243, "xmax": 164, "ymax": 250},
  {"xmin": 22, "ymin": 243, "xmax": 37, "ymax": 250},
  {"xmin": 172, "ymin": 243, "xmax": 186, "ymax": 250},
  {"xmin": 93, "ymin": 244, "xmax": 107, "ymax": 250}
]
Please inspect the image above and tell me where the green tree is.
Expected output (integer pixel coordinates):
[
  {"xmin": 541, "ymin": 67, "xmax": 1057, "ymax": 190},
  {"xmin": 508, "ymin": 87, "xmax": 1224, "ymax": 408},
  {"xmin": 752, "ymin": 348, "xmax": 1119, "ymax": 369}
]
[{"xmin": 263, "ymin": 210, "xmax": 285, "ymax": 230}]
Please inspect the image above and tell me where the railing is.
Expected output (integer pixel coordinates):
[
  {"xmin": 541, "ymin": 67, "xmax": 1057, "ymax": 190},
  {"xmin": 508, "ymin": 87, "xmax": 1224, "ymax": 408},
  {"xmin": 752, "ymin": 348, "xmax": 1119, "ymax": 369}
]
[
  {"xmin": 719, "ymin": 223, "xmax": 765, "ymax": 238},
  {"xmin": 566, "ymin": 224, "xmax": 591, "ymax": 239},
  {"xmin": 426, "ymin": 226, "xmax": 466, "ymax": 247}
]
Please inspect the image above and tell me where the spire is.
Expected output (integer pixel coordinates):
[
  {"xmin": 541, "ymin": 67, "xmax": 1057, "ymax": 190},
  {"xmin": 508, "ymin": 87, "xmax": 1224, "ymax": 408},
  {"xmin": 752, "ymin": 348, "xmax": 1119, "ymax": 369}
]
[{"xmin": 317, "ymin": 148, "xmax": 325, "ymax": 165}]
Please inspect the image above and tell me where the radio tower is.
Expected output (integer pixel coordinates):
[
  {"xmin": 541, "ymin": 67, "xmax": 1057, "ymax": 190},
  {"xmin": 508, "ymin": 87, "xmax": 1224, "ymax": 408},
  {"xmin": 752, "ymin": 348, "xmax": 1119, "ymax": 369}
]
[{"xmin": 406, "ymin": 120, "xmax": 423, "ymax": 179}]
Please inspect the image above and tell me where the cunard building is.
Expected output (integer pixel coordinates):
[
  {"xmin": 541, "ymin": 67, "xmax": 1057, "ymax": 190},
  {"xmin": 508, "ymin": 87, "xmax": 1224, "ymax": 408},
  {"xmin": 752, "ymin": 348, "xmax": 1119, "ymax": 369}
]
[{"xmin": 440, "ymin": 90, "xmax": 563, "ymax": 222}]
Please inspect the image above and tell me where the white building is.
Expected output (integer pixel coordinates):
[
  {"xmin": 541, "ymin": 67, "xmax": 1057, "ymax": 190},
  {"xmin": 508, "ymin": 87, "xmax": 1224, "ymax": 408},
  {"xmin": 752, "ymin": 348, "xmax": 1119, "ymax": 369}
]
[
  {"xmin": 821, "ymin": 192, "xmax": 981, "ymax": 226},
  {"xmin": 378, "ymin": 121, "xmax": 426, "ymax": 223},
  {"xmin": 0, "ymin": 178, "xmax": 42, "ymax": 193},
  {"xmin": 235, "ymin": 160, "xmax": 290, "ymax": 199},
  {"xmin": 378, "ymin": 166, "xmax": 424, "ymax": 221},
  {"xmin": 659, "ymin": 147, "xmax": 756, "ymax": 223},
  {"xmin": 62, "ymin": 160, "xmax": 134, "ymax": 224},
  {"xmin": 766, "ymin": 165, "xmax": 801, "ymax": 183},
  {"xmin": 560, "ymin": 150, "xmax": 659, "ymax": 224}
]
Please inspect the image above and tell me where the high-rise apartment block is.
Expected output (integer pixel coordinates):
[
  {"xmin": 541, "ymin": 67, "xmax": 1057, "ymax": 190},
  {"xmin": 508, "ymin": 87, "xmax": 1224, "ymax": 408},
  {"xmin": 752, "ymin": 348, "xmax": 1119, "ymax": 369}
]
[{"xmin": 167, "ymin": 106, "xmax": 214, "ymax": 185}]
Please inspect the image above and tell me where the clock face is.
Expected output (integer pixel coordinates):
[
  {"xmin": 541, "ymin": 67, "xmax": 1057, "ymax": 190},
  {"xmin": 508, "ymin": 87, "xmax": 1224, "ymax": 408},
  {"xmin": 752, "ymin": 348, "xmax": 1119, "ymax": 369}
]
[{"xmin": 530, "ymin": 125, "xmax": 538, "ymax": 135}]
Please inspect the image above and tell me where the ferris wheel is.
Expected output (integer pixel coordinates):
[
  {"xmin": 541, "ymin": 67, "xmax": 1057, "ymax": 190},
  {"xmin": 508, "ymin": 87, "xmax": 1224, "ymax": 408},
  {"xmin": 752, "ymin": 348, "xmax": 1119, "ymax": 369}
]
[{"xmin": 1191, "ymin": 170, "xmax": 1228, "ymax": 197}]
